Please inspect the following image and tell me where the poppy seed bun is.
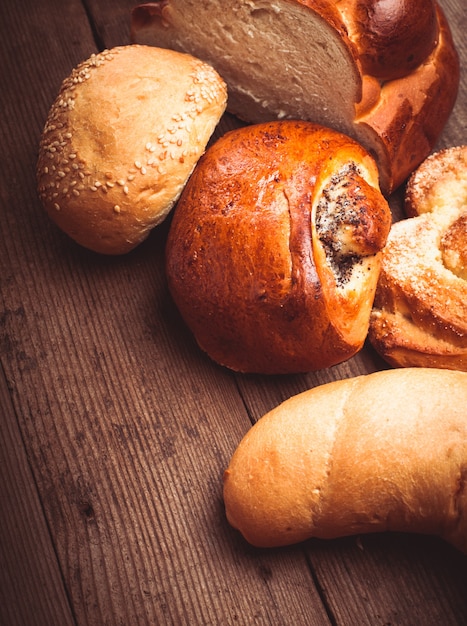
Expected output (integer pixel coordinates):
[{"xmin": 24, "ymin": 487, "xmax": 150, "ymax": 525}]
[
  {"xmin": 36, "ymin": 45, "xmax": 227, "ymax": 254},
  {"xmin": 166, "ymin": 121, "xmax": 391, "ymax": 375}
]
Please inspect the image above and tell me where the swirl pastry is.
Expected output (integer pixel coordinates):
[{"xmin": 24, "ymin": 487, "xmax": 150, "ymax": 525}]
[{"xmin": 369, "ymin": 146, "xmax": 467, "ymax": 370}]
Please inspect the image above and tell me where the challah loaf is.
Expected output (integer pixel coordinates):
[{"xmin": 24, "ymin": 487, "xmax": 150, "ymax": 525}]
[
  {"xmin": 166, "ymin": 121, "xmax": 391, "ymax": 374},
  {"xmin": 36, "ymin": 45, "xmax": 227, "ymax": 254},
  {"xmin": 131, "ymin": 0, "xmax": 459, "ymax": 194},
  {"xmin": 223, "ymin": 367, "xmax": 467, "ymax": 552},
  {"xmin": 369, "ymin": 145, "xmax": 467, "ymax": 370}
]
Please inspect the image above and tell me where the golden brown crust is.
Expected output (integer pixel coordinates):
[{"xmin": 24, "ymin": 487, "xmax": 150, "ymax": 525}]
[
  {"xmin": 36, "ymin": 45, "xmax": 227, "ymax": 254},
  {"xmin": 369, "ymin": 146, "xmax": 467, "ymax": 370},
  {"xmin": 166, "ymin": 121, "xmax": 391, "ymax": 374},
  {"xmin": 405, "ymin": 145, "xmax": 467, "ymax": 217},
  {"xmin": 223, "ymin": 368, "xmax": 467, "ymax": 552},
  {"xmin": 356, "ymin": 5, "xmax": 460, "ymax": 193},
  {"xmin": 336, "ymin": 0, "xmax": 439, "ymax": 81}
]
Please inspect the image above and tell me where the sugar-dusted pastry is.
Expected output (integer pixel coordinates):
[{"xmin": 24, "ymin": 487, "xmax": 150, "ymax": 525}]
[{"xmin": 369, "ymin": 146, "xmax": 467, "ymax": 370}]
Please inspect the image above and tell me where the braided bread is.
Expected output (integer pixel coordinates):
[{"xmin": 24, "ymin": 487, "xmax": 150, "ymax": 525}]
[{"xmin": 131, "ymin": 0, "xmax": 459, "ymax": 193}]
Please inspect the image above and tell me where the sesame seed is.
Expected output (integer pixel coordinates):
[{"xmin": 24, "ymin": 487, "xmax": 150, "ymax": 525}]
[
  {"xmin": 113, "ymin": 205, "xmax": 121, "ymax": 213},
  {"xmin": 134, "ymin": 160, "xmax": 142, "ymax": 169},
  {"xmin": 72, "ymin": 189, "xmax": 80, "ymax": 197},
  {"xmin": 140, "ymin": 166, "xmax": 147, "ymax": 175},
  {"xmin": 106, "ymin": 181, "xmax": 114, "ymax": 188},
  {"xmin": 123, "ymin": 186, "xmax": 129, "ymax": 195},
  {"xmin": 54, "ymin": 203, "xmax": 60, "ymax": 211}
]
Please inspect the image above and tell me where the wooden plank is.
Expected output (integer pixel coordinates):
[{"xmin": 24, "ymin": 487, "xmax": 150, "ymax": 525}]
[
  {"xmin": 309, "ymin": 534, "xmax": 467, "ymax": 625},
  {"xmin": 1, "ymin": 0, "xmax": 466, "ymax": 624},
  {"xmin": 0, "ymin": 2, "xmax": 95, "ymax": 625},
  {"xmin": 0, "ymin": 1, "xmax": 330, "ymax": 624},
  {"xmin": 0, "ymin": 365, "xmax": 76, "ymax": 626},
  {"xmin": 436, "ymin": 0, "xmax": 467, "ymax": 148}
]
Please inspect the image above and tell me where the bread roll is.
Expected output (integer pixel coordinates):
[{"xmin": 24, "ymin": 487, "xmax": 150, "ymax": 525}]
[
  {"xmin": 369, "ymin": 146, "xmax": 467, "ymax": 370},
  {"xmin": 131, "ymin": 0, "xmax": 459, "ymax": 194},
  {"xmin": 223, "ymin": 368, "xmax": 467, "ymax": 552},
  {"xmin": 166, "ymin": 121, "xmax": 391, "ymax": 374},
  {"xmin": 36, "ymin": 45, "xmax": 227, "ymax": 254}
]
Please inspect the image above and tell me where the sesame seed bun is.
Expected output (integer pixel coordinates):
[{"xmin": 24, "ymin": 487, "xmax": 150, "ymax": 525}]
[{"xmin": 36, "ymin": 45, "xmax": 227, "ymax": 254}]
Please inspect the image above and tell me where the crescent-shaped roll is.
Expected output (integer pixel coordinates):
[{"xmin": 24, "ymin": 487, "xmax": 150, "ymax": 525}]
[{"xmin": 223, "ymin": 368, "xmax": 467, "ymax": 552}]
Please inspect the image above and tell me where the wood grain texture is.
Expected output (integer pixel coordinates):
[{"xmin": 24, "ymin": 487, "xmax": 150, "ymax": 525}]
[
  {"xmin": 0, "ymin": 365, "xmax": 75, "ymax": 626},
  {"xmin": 1, "ymin": 0, "xmax": 466, "ymax": 624}
]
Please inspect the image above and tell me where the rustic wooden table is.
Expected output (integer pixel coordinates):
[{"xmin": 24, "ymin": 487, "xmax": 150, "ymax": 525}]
[{"xmin": 1, "ymin": 1, "xmax": 466, "ymax": 624}]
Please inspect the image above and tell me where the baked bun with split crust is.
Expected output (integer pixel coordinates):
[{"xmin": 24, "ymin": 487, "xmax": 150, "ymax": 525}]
[
  {"xmin": 131, "ymin": 0, "xmax": 459, "ymax": 194},
  {"xmin": 37, "ymin": 45, "xmax": 227, "ymax": 254},
  {"xmin": 166, "ymin": 121, "xmax": 391, "ymax": 375},
  {"xmin": 369, "ymin": 146, "xmax": 467, "ymax": 370}
]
